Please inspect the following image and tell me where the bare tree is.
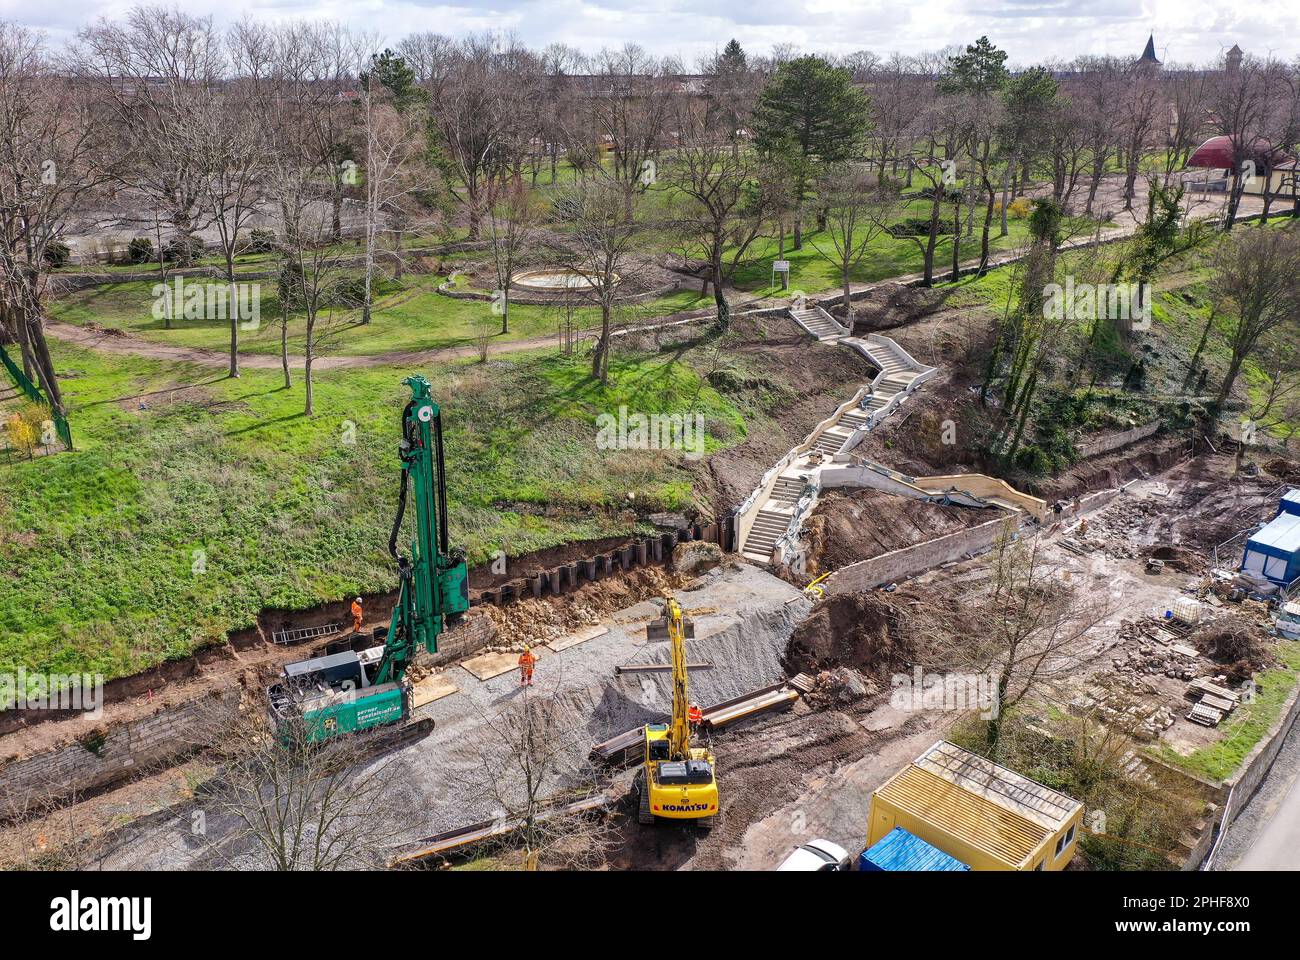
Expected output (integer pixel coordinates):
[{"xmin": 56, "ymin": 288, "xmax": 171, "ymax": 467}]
[
  {"xmin": 446, "ymin": 680, "xmax": 613, "ymax": 871},
  {"xmin": 1213, "ymin": 54, "xmax": 1285, "ymax": 229},
  {"xmin": 357, "ymin": 63, "xmax": 438, "ymax": 324},
  {"xmin": 196, "ymin": 19, "xmax": 272, "ymax": 378},
  {"xmin": 73, "ymin": 6, "xmax": 222, "ymax": 259},
  {"xmin": 483, "ymin": 179, "xmax": 541, "ymax": 334},
  {"xmin": 193, "ymin": 701, "xmax": 408, "ymax": 871},
  {"xmin": 271, "ymin": 155, "xmax": 349, "ymax": 416},
  {"xmin": 810, "ymin": 164, "xmax": 891, "ymax": 328},
  {"xmin": 427, "ymin": 34, "xmax": 514, "ymax": 240},
  {"xmin": 0, "ymin": 21, "xmax": 109, "ymax": 415},
  {"xmin": 578, "ymin": 45, "xmax": 674, "ymax": 211},
  {"xmin": 908, "ymin": 526, "xmax": 1110, "ymax": 756},
  {"xmin": 664, "ymin": 89, "xmax": 765, "ymax": 329},
  {"xmin": 1209, "ymin": 225, "xmax": 1300, "ymax": 405},
  {"xmin": 554, "ymin": 177, "xmax": 642, "ymax": 385},
  {"xmin": 1116, "ymin": 59, "xmax": 1162, "ymax": 213}
]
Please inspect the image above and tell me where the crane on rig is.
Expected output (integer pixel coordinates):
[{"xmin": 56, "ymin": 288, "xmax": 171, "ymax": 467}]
[
  {"xmin": 267, "ymin": 375, "xmax": 470, "ymax": 742},
  {"xmin": 635, "ymin": 596, "xmax": 720, "ymax": 829}
]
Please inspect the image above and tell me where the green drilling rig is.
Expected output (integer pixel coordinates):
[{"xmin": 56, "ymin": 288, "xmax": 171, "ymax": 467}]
[{"xmin": 268, "ymin": 376, "xmax": 469, "ymax": 742}]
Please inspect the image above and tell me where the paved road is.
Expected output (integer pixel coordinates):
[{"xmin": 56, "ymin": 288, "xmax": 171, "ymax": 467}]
[{"xmin": 1215, "ymin": 709, "xmax": 1300, "ymax": 870}]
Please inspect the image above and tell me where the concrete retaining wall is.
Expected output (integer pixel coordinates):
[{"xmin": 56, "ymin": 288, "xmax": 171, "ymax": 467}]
[
  {"xmin": 1200, "ymin": 670, "xmax": 1300, "ymax": 868},
  {"xmin": 827, "ymin": 514, "xmax": 1026, "ymax": 595}
]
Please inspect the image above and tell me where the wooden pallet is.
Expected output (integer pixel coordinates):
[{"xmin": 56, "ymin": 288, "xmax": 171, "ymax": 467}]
[{"xmin": 1188, "ymin": 702, "xmax": 1224, "ymax": 727}]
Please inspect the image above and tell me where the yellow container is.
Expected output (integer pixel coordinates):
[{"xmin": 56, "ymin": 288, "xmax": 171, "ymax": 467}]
[{"xmin": 867, "ymin": 740, "xmax": 1083, "ymax": 871}]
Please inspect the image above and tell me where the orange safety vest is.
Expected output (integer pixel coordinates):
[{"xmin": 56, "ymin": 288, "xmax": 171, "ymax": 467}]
[
  {"xmin": 519, "ymin": 650, "xmax": 537, "ymax": 669},
  {"xmin": 688, "ymin": 705, "xmax": 702, "ymax": 725},
  {"xmin": 351, "ymin": 601, "xmax": 363, "ymax": 620}
]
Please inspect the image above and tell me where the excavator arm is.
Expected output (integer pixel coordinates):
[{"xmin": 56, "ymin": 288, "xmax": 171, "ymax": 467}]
[{"xmin": 665, "ymin": 597, "xmax": 692, "ymax": 760}]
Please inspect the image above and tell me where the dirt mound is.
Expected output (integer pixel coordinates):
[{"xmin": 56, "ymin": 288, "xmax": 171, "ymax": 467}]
[
  {"xmin": 1190, "ymin": 622, "xmax": 1272, "ymax": 675},
  {"xmin": 671, "ymin": 540, "xmax": 725, "ymax": 575},
  {"xmin": 785, "ymin": 592, "xmax": 913, "ymax": 677},
  {"xmin": 1265, "ymin": 458, "xmax": 1300, "ymax": 482},
  {"xmin": 479, "ymin": 566, "xmax": 690, "ymax": 649},
  {"xmin": 805, "ymin": 489, "xmax": 999, "ymax": 575}
]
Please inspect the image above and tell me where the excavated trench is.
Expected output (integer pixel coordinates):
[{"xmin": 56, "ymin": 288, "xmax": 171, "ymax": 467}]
[{"xmin": 92, "ymin": 562, "xmax": 813, "ymax": 868}]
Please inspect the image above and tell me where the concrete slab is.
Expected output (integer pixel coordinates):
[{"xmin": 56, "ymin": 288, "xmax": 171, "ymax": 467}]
[
  {"xmin": 411, "ymin": 673, "xmax": 459, "ymax": 708},
  {"xmin": 461, "ymin": 646, "xmax": 551, "ymax": 681},
  {"xmin": 546, "ymin": 625, "xmax": 608, "ymax": 653}
]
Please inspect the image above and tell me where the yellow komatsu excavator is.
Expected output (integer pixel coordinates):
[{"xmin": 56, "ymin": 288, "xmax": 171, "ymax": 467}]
[{"xmin": 635, "ymin": 596, "xmax": 720, "ymax": 830}]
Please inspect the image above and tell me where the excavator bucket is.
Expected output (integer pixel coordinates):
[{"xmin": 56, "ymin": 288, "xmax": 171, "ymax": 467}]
[{"xmin": 647, "ymin": 616, "xmax": 695, "ymax": 642}]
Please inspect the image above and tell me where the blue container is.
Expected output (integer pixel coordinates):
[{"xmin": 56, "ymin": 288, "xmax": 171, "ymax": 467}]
[{"xmin": 859, "ymin": 827, "xmax": 971, "ymax": 872}]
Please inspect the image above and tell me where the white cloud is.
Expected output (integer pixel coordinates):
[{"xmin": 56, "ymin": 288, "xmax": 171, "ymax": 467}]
[{"xmin": 2, "ymin": 0, "xmax": 1295, "ymax": 64}]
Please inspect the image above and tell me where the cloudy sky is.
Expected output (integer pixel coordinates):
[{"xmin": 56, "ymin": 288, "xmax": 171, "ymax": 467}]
[{"xmin": 4, "ymin": 0, "xmax": 1296, "ymax": 66}]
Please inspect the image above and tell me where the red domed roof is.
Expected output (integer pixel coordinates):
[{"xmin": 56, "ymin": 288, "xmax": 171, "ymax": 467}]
[{"xmin": 1187, "ymin": 135, "xmax": 1291, "ymax": 169}]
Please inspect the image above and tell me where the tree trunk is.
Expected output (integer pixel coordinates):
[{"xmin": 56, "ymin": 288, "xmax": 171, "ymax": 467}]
[
  {"xmin": 227, "ymin": 258, "xmax": 240, "ymax": 379},
  {"xmin": 1217, "ymin": 353, "xmax": 1244, "ymax": 406},
  {"xmin": 304, "ymin": 332, "xmax": 315, "ymax": 416},
  {"xmin": 998, "ymin": 159, "xmax": 1013, "ymax": 237},
  {"xmin": 281, "ymin": 302, "xmax": 292, "ymax": 389}
]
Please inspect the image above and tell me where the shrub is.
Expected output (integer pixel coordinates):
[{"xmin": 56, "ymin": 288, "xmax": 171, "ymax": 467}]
[
  {"xmin": 163, "ymin": 234, "xmax": 205, "ymax": 265},
  {"xmin": 246, "ymin": 228, "xmax": 277, "ymax": 254},
  {"xmin": 1006, "ymin": 197, "xmax": 1033, "ymax": 219},
  {"xmin": 127, "ymin": 236, "xmax": 155, "ymax": 265},
  {"xmin": 888, "ymin": 218, "xmax": 956, "ymax": 238},
  {"xmin": 4, "ymin": 413, "xmax": 37, "ymax": 458},
  {"xmin": 333, "ymin": 275, "xmax": 366, "ymax": 308},
  {"xmin": 42, "ymin": 241, "xmax": 71, "ymax": 268},
  {"xmin": 1014, "ymin": 444, "xmax": 1052, "ymax": 474}
]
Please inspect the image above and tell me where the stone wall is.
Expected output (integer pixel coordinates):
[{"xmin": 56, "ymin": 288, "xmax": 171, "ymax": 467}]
[
  {"xmin": 427, "ymin": 610, "xmax": 497, "ymax": 668},
  {"xmin": 0, "ymin": 688, "xmax": 240, "ymax": 814},
  {"xmin": 1076, "ymin": 421, "xmax": 1161, "ymax": 459}
]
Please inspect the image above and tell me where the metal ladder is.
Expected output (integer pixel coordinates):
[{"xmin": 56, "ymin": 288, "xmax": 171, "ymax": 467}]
[{"xmin": 271, "ymin": 623, "xmax": 342, "ymax": 645}]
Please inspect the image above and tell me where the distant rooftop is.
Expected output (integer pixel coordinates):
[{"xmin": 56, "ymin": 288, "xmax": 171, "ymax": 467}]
[{"xmin": 1139, "ymin": 33, "xmax": 1161, "ymax": 66}]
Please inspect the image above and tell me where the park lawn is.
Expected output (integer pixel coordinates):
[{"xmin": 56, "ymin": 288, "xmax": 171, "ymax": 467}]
[
  {"xmin": 727, "ymin": 214, "xmax": 1038, "ymax": 298},
  {"xmin": 53, "ymin": 229, "xmax": 477, "ymax": 276},
  {"xmin": 0, "ymin": 334, "xmax": 744, "ymax": 682},
  {"xmin": 47, "ymin": 274, "xmax": 711, "ymax": 358}
]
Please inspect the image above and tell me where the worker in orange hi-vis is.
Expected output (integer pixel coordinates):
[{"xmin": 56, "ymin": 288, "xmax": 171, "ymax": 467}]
[
  {"xmin": 688, "ymin": 703, "xmax": 703, "ymax": 732},
  {"xmin": 518, "ymin": 645, "xmax": 537, "ymax": 687},
  {"xmin": 350, "ymin": 597, "xmax": 364, "ymax": 634}
]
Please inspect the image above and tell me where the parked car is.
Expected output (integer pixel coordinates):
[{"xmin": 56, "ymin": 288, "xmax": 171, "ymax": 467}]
[{"xmin": 776, "ymin": 839, "xmax": 852, "ymax": 871}]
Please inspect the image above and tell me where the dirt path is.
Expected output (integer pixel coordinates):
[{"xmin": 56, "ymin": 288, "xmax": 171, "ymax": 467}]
[{"xmin": 42, "ymin": 305, "xmax": 716, "ymax": 372}]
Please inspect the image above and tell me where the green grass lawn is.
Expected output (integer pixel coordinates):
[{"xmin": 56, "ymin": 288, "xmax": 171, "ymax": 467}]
[
  {"xmin": 727, "ymin": 214, "xmax": 1040, "ymax": 299},
  {"xmin": 0, "ymin": 333, "xmax": 745, "ymax": 683},
  {"xmin": 1158, "ymin": 641, "xmax": 1300, "ymax": 783},
  {"xmin": 48, "ymin": 274, "xmax": 711, "ymax": 358}
]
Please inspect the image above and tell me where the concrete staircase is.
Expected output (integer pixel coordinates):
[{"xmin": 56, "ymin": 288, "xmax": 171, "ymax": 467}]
[
  {"xmin": 742, "ymin": 506, "xmax": 794, "ymax": 562},
  {"xmin": 789, "ymin": 304, "xmax": 847, "ymax": 341},
  {"xmin": 736, "ymin": 311, "xmax": 940, "ymax": 564}
]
